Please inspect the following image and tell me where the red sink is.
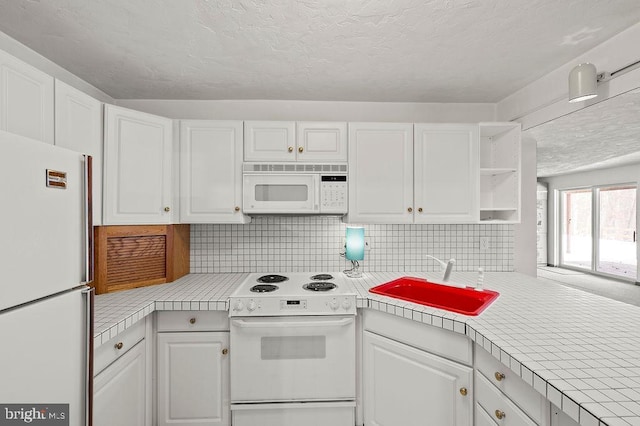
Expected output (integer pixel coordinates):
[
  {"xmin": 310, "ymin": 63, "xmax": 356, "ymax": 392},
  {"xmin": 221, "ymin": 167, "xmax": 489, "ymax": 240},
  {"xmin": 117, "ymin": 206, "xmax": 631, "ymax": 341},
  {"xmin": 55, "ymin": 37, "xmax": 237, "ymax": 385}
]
[{"xmin": 369, "ymin": 276, "xmax": 499, "ymax": 316}]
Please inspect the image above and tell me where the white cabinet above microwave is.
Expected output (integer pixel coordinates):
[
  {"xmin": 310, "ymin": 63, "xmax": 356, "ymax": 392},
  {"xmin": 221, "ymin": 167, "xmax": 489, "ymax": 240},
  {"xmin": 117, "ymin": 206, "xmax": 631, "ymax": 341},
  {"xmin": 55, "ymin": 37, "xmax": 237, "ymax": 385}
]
[{"xmin": 244, "ymin": 121, "xmax": 347, "ymax": 162}]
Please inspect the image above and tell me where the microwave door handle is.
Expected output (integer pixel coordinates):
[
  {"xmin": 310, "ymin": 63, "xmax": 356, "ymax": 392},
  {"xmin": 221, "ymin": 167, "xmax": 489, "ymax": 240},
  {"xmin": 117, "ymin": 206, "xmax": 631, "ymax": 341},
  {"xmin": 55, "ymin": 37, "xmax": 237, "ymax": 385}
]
[
  {"xmin": 314, "ymin": 175, "xmax": 321, "ymax": 212},
  {"xmin": 232, "ymin": 317, "xmax": 354, "ymax": 329}
]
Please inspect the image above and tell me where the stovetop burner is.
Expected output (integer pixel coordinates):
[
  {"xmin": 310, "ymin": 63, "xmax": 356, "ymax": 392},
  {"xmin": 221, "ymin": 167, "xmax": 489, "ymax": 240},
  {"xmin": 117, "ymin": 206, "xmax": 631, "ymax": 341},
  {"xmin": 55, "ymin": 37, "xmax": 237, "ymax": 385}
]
[
  {"xmin": 250, "ymin": 284, "xmax": 279, "ymax": 293},
  {"xmin": 310, "ymin": 274, "xmax": 334, "ymax": 281},
  {"xmin": 257, "ymin": 274, "xmax": 289, "ymax": 284},
  {"xmin": 303, "ymin": 282, "xmax": 337, "ymax": 292}
]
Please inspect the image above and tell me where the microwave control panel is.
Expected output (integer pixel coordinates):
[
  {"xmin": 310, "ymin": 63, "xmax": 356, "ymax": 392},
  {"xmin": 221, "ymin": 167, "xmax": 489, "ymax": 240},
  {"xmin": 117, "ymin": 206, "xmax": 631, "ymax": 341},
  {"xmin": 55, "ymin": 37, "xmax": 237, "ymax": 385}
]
[{"xmin": 320, "ymin": 175, "xmax": 348, "ymax": 214}]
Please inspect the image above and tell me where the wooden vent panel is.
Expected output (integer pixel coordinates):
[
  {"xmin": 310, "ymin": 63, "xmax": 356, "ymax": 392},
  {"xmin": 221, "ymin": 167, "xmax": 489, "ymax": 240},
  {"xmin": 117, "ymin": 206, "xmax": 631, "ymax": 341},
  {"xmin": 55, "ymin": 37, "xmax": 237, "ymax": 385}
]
[
  {"xmin": 93, "ymin": 225, "xmax": 189, "ymax": 294},
  {"xmin": 106, "ymin": 235, "xmax": 166, "ymax": 284}
]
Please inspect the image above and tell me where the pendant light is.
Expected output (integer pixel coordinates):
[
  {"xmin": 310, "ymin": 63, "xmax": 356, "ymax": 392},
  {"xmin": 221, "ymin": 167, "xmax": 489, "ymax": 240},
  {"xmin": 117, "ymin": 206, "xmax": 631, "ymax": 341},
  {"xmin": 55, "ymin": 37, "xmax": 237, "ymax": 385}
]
[{"xmin": 568, "ymin": 63, "xmax": 598, "ymax": 103}]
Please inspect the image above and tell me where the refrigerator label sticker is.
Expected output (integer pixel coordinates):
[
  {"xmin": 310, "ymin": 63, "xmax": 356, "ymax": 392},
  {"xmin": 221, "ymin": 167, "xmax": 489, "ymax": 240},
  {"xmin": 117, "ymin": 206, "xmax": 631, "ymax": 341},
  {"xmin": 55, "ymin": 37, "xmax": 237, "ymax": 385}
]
[
  {"xmin": 45, "ymin": 170, "xmax": 67, "ymax": 189},
  {"xmin": 0, "ymin": 404, "xmax": 69, "ymax": 425}
]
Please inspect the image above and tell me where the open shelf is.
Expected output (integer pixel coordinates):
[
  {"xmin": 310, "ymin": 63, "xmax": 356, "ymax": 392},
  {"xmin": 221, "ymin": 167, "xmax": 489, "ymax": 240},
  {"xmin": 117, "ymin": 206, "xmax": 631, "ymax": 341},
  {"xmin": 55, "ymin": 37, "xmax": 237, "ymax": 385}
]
[{"xmin": 479, "ymin": 123, "xmax": 521, "ymax": 223}]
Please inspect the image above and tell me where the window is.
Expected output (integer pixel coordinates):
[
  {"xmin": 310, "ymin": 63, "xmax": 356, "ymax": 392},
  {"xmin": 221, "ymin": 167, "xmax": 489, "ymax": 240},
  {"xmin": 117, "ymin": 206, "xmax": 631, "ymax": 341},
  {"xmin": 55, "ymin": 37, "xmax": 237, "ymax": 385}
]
[
  {"xmin": 560, "ymin": 189, "xmax": 592, "ymax": 270},
  {"xmin": 559, "ymin": 184, "xmax": 637, "ymax": 280}
]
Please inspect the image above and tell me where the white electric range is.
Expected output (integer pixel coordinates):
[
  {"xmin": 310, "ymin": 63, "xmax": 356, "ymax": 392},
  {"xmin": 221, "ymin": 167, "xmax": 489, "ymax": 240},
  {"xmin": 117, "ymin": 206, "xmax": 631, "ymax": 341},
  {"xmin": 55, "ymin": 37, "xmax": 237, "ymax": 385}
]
[
  {"xmin": 229, "ymin": 272, "xmax": 357, "ymax": 317},
  {"xmin": 229, "ymin": 272, "xmax": 357, "ymax": 426}
]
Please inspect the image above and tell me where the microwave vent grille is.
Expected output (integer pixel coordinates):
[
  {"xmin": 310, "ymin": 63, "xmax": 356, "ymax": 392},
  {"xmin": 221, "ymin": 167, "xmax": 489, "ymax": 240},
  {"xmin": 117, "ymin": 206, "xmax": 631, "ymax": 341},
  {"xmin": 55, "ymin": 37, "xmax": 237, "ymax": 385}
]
[{"xmin": 243, "ymin": 163, "xmax": 347, "ymax": 173}]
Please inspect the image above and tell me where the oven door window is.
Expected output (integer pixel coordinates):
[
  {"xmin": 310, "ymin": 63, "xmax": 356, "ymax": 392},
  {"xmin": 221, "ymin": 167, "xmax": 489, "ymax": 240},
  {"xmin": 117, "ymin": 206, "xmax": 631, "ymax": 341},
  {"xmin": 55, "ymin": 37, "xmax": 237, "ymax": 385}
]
[{"xmin": 261, "ymin": 336, "xmax": 326, "ymax": 360}]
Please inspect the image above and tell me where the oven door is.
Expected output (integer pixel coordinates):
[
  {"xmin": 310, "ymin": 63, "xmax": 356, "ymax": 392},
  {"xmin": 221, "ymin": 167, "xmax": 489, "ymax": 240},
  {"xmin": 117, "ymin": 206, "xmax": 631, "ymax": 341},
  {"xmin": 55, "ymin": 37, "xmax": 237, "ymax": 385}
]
[
  {"xmin": 230, "ymin": 315, "xmax": 356, "ymax": 402},
  {"xmin": 242, "ymin": 174, "xmax": 320, "ymax": 214}
]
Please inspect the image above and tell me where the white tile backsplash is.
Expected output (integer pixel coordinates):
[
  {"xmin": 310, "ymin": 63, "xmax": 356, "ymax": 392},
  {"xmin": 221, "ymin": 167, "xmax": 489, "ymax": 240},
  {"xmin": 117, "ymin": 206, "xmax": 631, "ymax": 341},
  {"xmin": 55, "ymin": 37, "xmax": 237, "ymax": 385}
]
[{"xmin": 190, "ymin": 216, "xmax": 514, "ymax": 273}]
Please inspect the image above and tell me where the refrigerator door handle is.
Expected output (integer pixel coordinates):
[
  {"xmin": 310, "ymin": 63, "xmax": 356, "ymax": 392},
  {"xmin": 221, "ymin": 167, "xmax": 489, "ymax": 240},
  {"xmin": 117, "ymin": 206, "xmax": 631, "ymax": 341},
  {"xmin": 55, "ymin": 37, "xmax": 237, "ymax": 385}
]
[
  {"xmin": 83, "ymin": 286, "xmax": 94, "ymax": 426},
  {"xmin": 83, "ymin": 155, "xmax": 94, "ymax": 284}
]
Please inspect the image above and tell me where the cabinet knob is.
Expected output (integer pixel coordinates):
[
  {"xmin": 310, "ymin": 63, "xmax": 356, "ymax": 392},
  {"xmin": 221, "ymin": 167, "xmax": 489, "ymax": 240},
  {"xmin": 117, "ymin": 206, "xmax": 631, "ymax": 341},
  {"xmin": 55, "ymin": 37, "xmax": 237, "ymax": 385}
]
[
  {"xmin": 495, "ymin": 410, "xmax": 505, "ymax": 420},
  {"xmin": 459, "ymin": 387, "xmax": 467, "ymax": 396},
  {"xmin": 234, "ymin": 206, "xmax": 240, "ymax": 212},
  {"xmin": 298, "ymin": 146, "xmax": 304, "ymax": 153},
  {"xmin": 495, "ymin": 371, "xmax": 506, "ymax": 381},
  {"xmin": 164, "ymin": 206, "xmax": 171, "ymax": 212},
  {"xmin": 407, "ymin": 207, "xmax": 413, "ymax": 213},
  {"xmin": 189, "ymin": 318, "xmax": 196, "ymax": 324},
  {"xmin": 114, "ymin": 342, "xmax": 124, "ymax": 350},
  {"xmin": 222, "ymin": 348, "xmax": 229, "ymax": 355},
  {"xmin": 418, "ymin": 207, "xmax": 423, "ymax": 213},
  {"xmin": 288, "ymin": 146, "xmax": 294, "ymax": 153}
]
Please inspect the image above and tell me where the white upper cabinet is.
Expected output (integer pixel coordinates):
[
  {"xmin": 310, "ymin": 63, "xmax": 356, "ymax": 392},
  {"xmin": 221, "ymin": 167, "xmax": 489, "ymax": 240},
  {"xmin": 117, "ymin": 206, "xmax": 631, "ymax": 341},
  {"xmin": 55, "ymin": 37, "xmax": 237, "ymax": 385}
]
[
  {"xmin": 414, "ymin": 124, "xmax": 479, "ymax": 223},
  {"xmin": 347, "ymin": 123, "xmax": 414, "ymax": 223},
  {"xmin": 479, "ymin": 123, "xmax": 521, "ymax": 223},
  {"xmin": 55, "ymin": 80, "xmax": 104, "ymax": 225},
  {"xmin": 244, "ymin": 121, "xmax": 296, "ymax": 161},
  {"xmin": 103, "ymin": 105, "xmax": 173, "ymax": 224},
  {"xmin": 0, "ymin": 49, "xmax": 54, "ymax": 144},
  {"xmin": 296, "ymin": 121, "xmax": 347, "ymax": 161},
  {"xmin": 179, "ymin": 120, "xmax": 250, "ymax": 224},
  {"xmin": 244, "ymin": 121, "xmax": 347, "ymax": 162}
]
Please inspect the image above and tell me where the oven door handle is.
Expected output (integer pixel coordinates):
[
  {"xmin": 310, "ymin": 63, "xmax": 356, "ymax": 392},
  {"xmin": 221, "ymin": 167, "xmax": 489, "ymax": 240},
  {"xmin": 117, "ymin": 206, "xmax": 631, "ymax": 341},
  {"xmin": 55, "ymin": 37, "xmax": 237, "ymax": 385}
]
[{"xmin": 231, "ymin": 317, "xmax": 354, "ymax": 329}]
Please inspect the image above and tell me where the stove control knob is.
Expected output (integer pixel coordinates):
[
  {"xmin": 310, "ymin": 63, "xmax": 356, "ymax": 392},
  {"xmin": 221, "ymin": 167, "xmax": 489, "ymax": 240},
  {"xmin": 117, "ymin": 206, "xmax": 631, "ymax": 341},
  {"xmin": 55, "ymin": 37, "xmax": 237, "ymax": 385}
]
[
  {"xmin": 342, "ymin": 299, "xmax": 352, "ymax": 310},
  {"xmin": 247, "ymin": 301, "xmax": 257, "ymax": 312},
  {"xmin": 329, "ymin": 299, "xmax": 339, "ymax": 311},
  {"xmin": 233, "ymin": 300, "xmax": 244, "ymax": 312}
]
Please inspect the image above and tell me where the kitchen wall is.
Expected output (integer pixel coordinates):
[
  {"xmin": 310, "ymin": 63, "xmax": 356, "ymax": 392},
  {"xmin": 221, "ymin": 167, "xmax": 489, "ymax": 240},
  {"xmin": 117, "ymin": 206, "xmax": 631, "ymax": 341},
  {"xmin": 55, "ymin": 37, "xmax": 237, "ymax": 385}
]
[
  {"xmin": 115, "ymin": 99, "xmax": 496, "ymax": 122},
  {"xmin": 190, "ymin": 217, "xmax": 514, "ymax": 274}
]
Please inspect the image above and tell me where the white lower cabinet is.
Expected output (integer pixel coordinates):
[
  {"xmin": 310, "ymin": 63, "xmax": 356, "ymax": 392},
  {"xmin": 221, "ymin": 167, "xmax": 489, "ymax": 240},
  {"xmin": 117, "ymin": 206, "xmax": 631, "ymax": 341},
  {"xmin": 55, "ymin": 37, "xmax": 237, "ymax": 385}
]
[
  {"xmin": 362, "ymin": 310, "xmax": 473, "ymax": 426},
  {"xmin": 475, "ymin": 372, "xmax": 538, "ymax": 425},
  {"xmin": 476, "ymin": 402, "xmax": 501, "ymax": 426},
  {"xmin": 94, "ymin": 339, "xmax": 149, "ymax": 426},
  {"xmin": 156, "ymin": 312, "xmax": 230, "ymax": 426},
  {"xmin": 474, "ymin": 344, "xmax": 550, "ymax": 425}
]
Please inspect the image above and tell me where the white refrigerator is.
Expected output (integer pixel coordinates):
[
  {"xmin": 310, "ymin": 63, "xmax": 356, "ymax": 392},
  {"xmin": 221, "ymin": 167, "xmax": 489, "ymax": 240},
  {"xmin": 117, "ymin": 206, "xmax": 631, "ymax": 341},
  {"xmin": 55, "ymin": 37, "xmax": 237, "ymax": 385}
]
[{"xmin": 0, "ymin": 131, "xmax": 93, "ymax": 426}]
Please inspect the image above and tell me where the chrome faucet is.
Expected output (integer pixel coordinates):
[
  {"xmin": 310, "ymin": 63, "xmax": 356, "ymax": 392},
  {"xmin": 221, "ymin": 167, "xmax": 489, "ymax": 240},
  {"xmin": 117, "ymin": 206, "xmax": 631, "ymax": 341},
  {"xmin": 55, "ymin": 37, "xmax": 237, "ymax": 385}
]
[{"xmin": 425, "ymin": 255, "xmax": 456, "ymax": 282}]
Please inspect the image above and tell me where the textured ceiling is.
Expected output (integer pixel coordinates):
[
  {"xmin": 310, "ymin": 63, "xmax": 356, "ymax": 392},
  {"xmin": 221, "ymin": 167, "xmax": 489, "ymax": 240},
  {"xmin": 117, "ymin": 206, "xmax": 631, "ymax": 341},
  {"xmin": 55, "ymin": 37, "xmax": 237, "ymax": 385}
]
[
  {"xmin": 526, "ymin": 89, "xmax": 640, "ymax": 177},
  {"xmin": 1, "ymin": 0, "xmax": 640, "ymax": 101}
]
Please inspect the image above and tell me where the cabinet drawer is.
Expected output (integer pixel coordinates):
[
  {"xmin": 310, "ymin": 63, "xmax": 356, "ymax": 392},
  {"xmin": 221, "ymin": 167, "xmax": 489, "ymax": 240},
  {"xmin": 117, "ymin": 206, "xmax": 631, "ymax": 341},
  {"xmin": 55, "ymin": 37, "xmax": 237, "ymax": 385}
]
[
  {"xmin": 475, "ymin": 344, "xmax": 547, "ymax": 424},
  {"xmin": 157, "ymin": 310, "xmax": 229, "ymax": 332},
  {"xmin": 475, "ymin": 372, "xmax": 538, "ymax": 426},
  {"xmin": 95, "ymin": 319, "xmax": 146, "ymax": 376},
  {"xmin": 363, "ymin": 309, "xmax": 472, "ymax": 365},
  {"xmin": 476, "ymin": 402, "xmax": 499, "ymax": 426}
]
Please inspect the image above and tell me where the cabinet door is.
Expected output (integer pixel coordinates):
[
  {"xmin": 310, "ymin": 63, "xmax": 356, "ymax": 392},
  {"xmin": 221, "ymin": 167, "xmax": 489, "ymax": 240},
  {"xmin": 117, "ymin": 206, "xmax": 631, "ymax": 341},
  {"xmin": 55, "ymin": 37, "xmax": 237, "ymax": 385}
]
[
  {"xmin": 179, "ymin": 121, "xmax": 249, "ymax": 223},
  {"xmin": 296, "ymin": 121, "xmax": 347, "ymax": 161},
  {"xmin": 244, "ymin": 121, "xmax": 296, "ymax": 161},
  {"xmin": 0, "ymin": 50, "xmax": 54, "ymax": 144},
  {"xmin": 347, "ymin": 123, "xmax": 414, "ymax": 223},
  {"xmin": 55, "ymin": 80, "xmax": 104, "ymax": 225},
  {"xmin": 94, "ymin": 339, "xmax": 148, "ymax": 426},
  {"xmin": 414, "ymin": 124, "xmax": 479, "ymax": 223},
  {"xmin": 157, "ymin": 332, "xmax": 230, "ymax": 426},
  {"xmin": 363, "ymin": 331, "xmax": 472, "ymax": 426},
  {"xmin": 104, "ymin": 105, "xmax": 173, "ymax": 224}
]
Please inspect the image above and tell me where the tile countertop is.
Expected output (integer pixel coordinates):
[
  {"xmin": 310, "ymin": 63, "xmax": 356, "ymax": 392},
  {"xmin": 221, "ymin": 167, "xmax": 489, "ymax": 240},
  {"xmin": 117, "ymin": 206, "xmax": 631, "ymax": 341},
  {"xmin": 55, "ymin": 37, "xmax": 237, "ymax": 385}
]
[{"xmin": 95, "ymin": 271, "xmax": 640, "ymax": 426}]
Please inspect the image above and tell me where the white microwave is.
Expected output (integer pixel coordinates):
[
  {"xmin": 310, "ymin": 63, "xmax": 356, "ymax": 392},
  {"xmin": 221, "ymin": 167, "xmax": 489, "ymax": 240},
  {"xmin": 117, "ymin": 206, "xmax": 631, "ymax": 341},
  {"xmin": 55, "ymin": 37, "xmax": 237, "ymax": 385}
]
[{"xmin": 242, "ymin": 163, "xmax": 348, "ymax": 215}]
